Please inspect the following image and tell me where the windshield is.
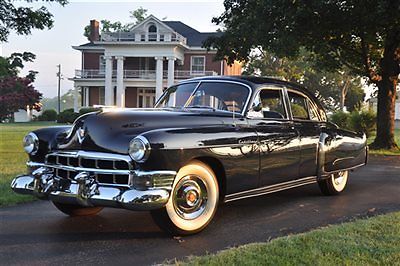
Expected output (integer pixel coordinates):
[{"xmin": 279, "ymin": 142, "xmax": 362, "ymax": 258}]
[
  {"xmin": 156, "ymin": 82, "xmax": 198, "ymax": 108},
  {"xmin": 156, "ymin": 81, "xmax": 250, "ymax": 114}
]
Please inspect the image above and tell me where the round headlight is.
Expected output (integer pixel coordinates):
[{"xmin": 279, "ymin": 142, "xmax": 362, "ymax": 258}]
[
  {"xmin": 129, "ymin": 136, "xmax": 150, "ymax": 162},
  {"xmin": 23, "ymin": 132, "xmax": 39, "ymax": 155}
]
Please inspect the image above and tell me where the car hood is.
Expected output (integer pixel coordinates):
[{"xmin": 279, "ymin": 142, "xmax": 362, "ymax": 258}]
[{"xmin": 57, "ymin": 108, "xmax": 228, "ymax": 154}]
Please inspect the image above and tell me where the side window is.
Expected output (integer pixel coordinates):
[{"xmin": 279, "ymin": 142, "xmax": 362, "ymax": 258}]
[
  {"xmin": 288, "ymin": 91, "xmax": 309, "ymax": 120},
  {"xmin": 307, "ymin": 99, "xmax": 320, "ymax": 121},
  {"xmin": 248, "ymin": 88, "xmax": 287, "ymax": 119}
]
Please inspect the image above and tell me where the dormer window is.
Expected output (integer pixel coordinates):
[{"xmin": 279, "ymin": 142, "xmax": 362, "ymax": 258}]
[{"xmin": 148, "ymin": 24, "xmax": 157, "ymax": 41}]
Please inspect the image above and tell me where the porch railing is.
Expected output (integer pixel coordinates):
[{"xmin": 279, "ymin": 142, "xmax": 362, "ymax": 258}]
[
  {"xmin": 101, "ymin": 31, "xmax": 187, "ymax": 44},
  {"xmin": 75, "ymin": 69, "xmax": 218, "ymax": 79}
]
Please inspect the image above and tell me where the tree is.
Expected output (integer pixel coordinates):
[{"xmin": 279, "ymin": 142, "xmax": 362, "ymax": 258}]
[
  {"xmin": 0, "ymin": 53, "xmax": 42, "ymax": 121},
  {"xmin": 206, "ymin": 0, "xmax": 400, "ymax": 150},
  {"xmin": 0, "ymin": 52, "xmax": 37, "ymax": 80},
  {"xmin": 244, "ymin": 49, "xmax": 365, "ymax": 112},
  {"xmin": 0, "ymin": 0, "xmax": 65, "ymax": 121},
  {"xmin": 0, "ymin": 0, "xmax": 67, "ymax": 42},
  {"xmin": 84, "ymin": 7, "xmax": 148, "ymax": 40},
  {"xmin": 0, "ymin": 77, "xmax": 42, "ymax": 121}
]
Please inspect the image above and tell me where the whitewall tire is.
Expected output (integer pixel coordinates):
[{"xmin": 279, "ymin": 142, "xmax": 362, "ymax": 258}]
[
  {"xmin": 151, "ymin": 160, "xmax": 219, "ymax": 235},
  {"xmin": 318, "ymin": 170, "xmax": 349, "ymax": 195}
]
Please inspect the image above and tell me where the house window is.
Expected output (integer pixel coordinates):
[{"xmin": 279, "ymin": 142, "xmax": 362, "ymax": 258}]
[
  {"xmin": 191, "ymin": 56, "xmax": 205, "ymax": 74},
  {"xmin": 141, "ymin": 34, "xmax": 146, "ymax": 41},
  {"xmin": 148, "ymin": 24, "xmax": 157, "ymax": 41},
  {"xmin": 99, "ymin": 55, "xmax": 106, "ymax": 74},
  {"xmin": 159, "ymin": 34, "xmax": 164, "ymax": 41}
]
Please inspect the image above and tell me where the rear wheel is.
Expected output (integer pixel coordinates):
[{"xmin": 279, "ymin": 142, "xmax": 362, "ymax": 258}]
[
  {"xmin": 52, "ymin": 202, "xmax": 103, "ymax": 216},
  {"xmin": 151, "ymin": 161, "xmax": 219, "ymax": 235},
  {"xmin": 318, "ymin": 170, "xmax": 348, "ymax": 196}
]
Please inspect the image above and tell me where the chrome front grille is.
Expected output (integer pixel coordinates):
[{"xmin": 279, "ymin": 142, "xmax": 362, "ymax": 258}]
[{"xmin": 45, "ymin": 151, "xmax": 132, "ymax": 186}]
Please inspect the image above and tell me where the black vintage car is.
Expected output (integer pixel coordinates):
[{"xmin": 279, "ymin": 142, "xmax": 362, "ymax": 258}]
[{"xmin": 11, "ymin": 76, "xmax": 367, "ymax": 235}]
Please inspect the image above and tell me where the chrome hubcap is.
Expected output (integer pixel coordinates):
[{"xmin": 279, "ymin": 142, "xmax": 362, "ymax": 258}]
[
  {"xmin": 333, "ymin": 171, "xmax": 345, "ymax": 185},
  {"xmin": 173, "ymin": 175, "xmax": 208, "ymax": 220}
]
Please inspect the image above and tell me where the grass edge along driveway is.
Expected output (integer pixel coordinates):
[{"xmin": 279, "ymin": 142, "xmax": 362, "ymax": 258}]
[
  {"xmin": 173, "ymin": 211, "xmax": 400, "ymax": 265},
  {"xmin": 0, "ymin": 122, "xmax": 63, "ymax": 206}
]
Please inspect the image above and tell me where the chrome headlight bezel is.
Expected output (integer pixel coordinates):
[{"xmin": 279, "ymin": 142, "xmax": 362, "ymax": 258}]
[
  {"xmin": 23, "ymin": 132, "xmax": 39, "ymax": 155},
  {"xmin": 128, "ymin": 136, "xmax": 150, "ymax": 163}
]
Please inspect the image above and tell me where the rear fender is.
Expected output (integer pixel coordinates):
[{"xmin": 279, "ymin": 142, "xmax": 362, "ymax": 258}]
[{"xmin": 317, "ymin": 130, "xmax": 367, "ymax": 180}]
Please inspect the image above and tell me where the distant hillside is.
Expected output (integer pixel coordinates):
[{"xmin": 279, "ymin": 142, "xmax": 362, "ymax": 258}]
[{"xmin": 41, "ymin": 89, "xmax": 80, "ymax": 111}]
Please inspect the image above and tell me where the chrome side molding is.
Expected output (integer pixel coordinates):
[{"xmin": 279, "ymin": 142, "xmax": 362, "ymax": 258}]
[{"xmin": 224, "ymin": 176, "xmax": 317, "ymax": 203}]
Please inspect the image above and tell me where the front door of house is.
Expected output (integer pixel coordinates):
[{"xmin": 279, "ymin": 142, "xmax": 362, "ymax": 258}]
[{"xmin": 138, "ymin": 88, "xmax": 156, "ymax": 108}]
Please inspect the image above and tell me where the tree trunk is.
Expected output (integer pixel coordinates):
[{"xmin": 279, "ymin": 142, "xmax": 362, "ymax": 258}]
[
  {"xmin": 340, "ymin": 79, "xmax": 349, "ymax": 111},
  {"xmin": 370, "ymin": 76, "xmax": 398, "ymax": 150},
  {"xmin": 370, "ymin": 31, "xmax": 399, "ymax": 150}
]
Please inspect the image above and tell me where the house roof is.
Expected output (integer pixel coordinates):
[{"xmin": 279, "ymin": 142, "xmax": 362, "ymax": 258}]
[
  {"xmin": 74, "ymin": 16, "xmax": 221, "ymax": 49},
  {"xmin": 163, "ymin": 21, "xmax": 220, "ymax": 47}
]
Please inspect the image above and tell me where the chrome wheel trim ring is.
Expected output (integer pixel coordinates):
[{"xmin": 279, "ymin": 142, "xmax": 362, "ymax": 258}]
[{"xmin": 172, "ymin": 175, "xmax": 208, "ymax": 220}]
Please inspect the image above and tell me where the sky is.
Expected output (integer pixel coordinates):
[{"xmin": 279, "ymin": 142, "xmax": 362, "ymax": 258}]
[{"xmin": 2, "ymin": 0, "xmax": 225, "ymax": 98}]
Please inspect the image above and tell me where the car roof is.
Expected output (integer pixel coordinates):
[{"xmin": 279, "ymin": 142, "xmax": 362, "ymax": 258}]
[
  {"xmin": 184, "ymin": 75, "xmax": 321, "ymax": 104},
  {"xmin": 184, "ymin": 75, "xmax": 327, "ymax": 117}
]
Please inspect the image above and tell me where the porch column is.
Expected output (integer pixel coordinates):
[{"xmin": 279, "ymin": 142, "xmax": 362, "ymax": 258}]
[
  {"xmin": 73, "ymin": 85, "xmax": 79, "ymax": 112},
  {"xmin": 155, "ymin": 56, "xmax": 164, "ymax": 99},
  {"xmin": 116, "ymin": 56, "xmax": 125, "ymax": 107},
  {"xmin": 104, "ymin": 55, "xmax": 113, "ymax": 106},
  {"xmin": 167, "ymin": 56, "xmax": 175, "ymax": 87},
  {"xmin": 84, "ymin": 87, "xmax": 89, "ymax": 107}
]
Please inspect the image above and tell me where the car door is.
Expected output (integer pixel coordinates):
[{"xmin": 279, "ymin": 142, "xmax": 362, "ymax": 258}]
[
  {"xmin": 247, "ymin": 86, "xmax": 301, "ymax": 187},
  {"xmin": 286, "ymin": 89, "xmax": 324, "ymax": 178}
]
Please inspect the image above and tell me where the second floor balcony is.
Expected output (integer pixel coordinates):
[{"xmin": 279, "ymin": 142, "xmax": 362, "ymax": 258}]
[
  {"xmin": 100, "ymin": 31, "xmax": 187, "ymax": 44},
  {"xmin": 74, "ymin": 69, "xmax": 218, "ymax": 80}
]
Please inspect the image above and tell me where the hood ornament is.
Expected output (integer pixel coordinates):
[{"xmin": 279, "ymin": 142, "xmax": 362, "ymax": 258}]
[{"xmin": 76, "ymin": 127, "xmax": 86, "ymax": 144}]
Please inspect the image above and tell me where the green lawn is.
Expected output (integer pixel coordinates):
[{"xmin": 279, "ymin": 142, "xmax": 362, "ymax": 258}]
[
  {"xmin": 175, "ymin": 212, "xmax": 400, "ymax": 265},
  {"xmin": 368, "ymin": 129, "xmax": 400, "ymax": 155},
  {"xmin": 0, "ymin": 122, "xmax": 60, "ymax": 206}
]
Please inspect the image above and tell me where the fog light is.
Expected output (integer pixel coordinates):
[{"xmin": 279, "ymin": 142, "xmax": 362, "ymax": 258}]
[{"xmin": 133, "ymin": 176, "xmax": 153, "ymax": 190}]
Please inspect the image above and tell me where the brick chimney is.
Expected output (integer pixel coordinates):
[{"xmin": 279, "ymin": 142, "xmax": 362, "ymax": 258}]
[{"xmin": 89, "ymin": 19, "xmax": 100, "ymax": 42}]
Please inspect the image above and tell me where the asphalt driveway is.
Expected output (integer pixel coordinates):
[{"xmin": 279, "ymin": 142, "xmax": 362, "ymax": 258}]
[{"xmin": 0, "ymin": 155, "xmax": 399, "ymax": 265}]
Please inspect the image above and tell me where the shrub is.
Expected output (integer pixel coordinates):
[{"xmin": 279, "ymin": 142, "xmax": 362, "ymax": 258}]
[
  {"xmin": 38, "ymin": 109, "xmax": 58, "ymax": 121},
  {"xmin": 57, "ymin": 108, "xmax": 79, "ymax": 124},
  {"xmin": 329, "ymin": 111, "xmax": 350, "ymax": 130},
  {"xmin": 348, "ymin": 109, "xmax": 376, "ymax": 137},
  {"xmin": 79, "ymin": 107, "xmax": 101, "ymax": 115}
]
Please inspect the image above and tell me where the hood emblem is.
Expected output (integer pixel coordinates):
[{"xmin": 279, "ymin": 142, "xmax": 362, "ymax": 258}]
[{"xmin": 76, "ymin": 127, "xmax": 86, "ymax": 144}]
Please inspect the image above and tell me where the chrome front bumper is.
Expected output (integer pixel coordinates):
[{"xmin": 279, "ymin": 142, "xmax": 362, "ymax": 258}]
[{"xmin": 11, "ymin": 166, "xmax": 176, "ymax": 211}]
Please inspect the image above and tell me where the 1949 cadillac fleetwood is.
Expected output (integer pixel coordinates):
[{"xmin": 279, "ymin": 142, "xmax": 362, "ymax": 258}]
[{"xmin": 11, "ymin": 76, "xmax": 367, "ymax": 235}]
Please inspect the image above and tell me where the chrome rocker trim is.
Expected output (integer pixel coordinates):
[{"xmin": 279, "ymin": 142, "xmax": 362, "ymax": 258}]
[
  {"xmin": 11, "ymin": 165, "xmax": 177, "ymax": 211},
  {"xmin": 224, "ymin": 176, "xmax": 317, "ymax": 203}
]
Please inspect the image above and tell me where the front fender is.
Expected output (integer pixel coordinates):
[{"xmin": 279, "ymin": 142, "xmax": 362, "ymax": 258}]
[
  {"xmin": 29, "ymin": 126, "xmax": 71, "ymax": 162},
  {"xmin": 138, "ymin": 123, "xmax": 260, "ymax": 195}
]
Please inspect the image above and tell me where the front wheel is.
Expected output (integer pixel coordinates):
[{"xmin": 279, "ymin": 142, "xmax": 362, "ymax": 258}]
[
  {"xmin": 318, "ymin": 170, "xmax": 349, "ymax": 196},
  {"xmin": 52, "ymin": 202, "xmax": 103, "ymax": 216},
  {"xmin": 151, "ymin": 161, "xmax": 219, "ymax": 235}
]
